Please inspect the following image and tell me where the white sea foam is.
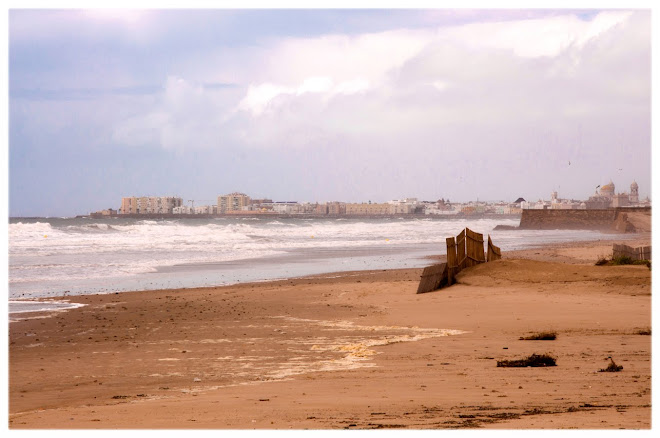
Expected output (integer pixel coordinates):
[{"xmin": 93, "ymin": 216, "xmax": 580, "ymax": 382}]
[
  {"xmin": 9, "ymin": 300, "xmax": 85, "ymax": 318},
  {"xmin": 9, "ymin": 216, "xmax": 623, "ymax": 299}
]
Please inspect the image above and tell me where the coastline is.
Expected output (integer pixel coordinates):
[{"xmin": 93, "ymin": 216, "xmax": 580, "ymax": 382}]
[
  {"xmin": 78, "ymin": 213, "xmax": 523, "ymax": 220},
  {"xmin": 9, "ymin": 236, "xmax": 651, "ymax": 429},
  {"xmin": 425, "ymin": 233, "xmax": 650, "ymax": 263}
]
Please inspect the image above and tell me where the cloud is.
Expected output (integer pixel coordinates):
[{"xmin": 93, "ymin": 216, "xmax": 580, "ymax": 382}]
[
  {"xmin": 297, "ymin": 76, "xmax": 333, "ymax": 95},
  {"xmin": 238, "ymin": 83, "xmax": 295, "ymax": 116},
  {"xmin": 444, "ymin": 10, "xmax": 632, "ymax": 58},
  {"xmin": 229, "ymin": 10, "xmax": 639, "ymax": 122},
  {"xmin": 111, "ymin": 76, "xmax": 240, "ymax": 150},
  {"xmin": 237, "ymin": 76, "xmax": 370, "ymax": 116},
  {"xmin": 335, "ymin": 78, "xmax": 370, "ymax": 95},
  {"xmin": 107, "ymin": 10, "xmax": 648, "ymax": 161}
]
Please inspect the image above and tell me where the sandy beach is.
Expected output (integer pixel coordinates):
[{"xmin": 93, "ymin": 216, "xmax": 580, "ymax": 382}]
[{"xmin": 8, "ymin": 236, "xmax": 651, "ymax": 429}]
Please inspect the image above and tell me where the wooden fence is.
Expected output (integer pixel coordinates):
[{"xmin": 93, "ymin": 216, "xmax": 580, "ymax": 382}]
[
  {"xmin": 417, "ymin": 228, "xmax": 501, "ymax": 294},
  {"xmin": 612, "ymin": 244, "xmax": 651, "ymax": 261},
  {"xmin": 417, "ymin": 263, "xmax": 448, "ymax": 294},
  {"xmin": 487, "ymin": 235, "xmax": 501, "ymax": 262},
  {"xmin": 465, "ymin": 228, "xmax": 486, "ymax": 268}
]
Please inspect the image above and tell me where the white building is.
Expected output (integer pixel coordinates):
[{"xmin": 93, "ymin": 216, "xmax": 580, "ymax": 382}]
[
  {"xmin": 271, "ymin": 202, "xmax": 299, "ymax": 214},
  {"xmin": 387, "ymin": 198, "xmax": 419, "ymax": 214},
  {"xmin": 173, "ymin": 206, "xmax": 193, "ymax": 214},
  {"xmin": 194, "ymin": 205, "xmax": 216, "ymax": 214},
  {"xmin": 521, "ymin": 200, "xmax": 550, "ymax": 210},
  {"xmin": 425, "ymin": 207, "xmax": 459, "ymax": 215}
]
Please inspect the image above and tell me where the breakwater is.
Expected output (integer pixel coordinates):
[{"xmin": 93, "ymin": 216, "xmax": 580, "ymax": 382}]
[{"xmin": 517, "ymin": 207, "xmax": 651, "ymax": 232}]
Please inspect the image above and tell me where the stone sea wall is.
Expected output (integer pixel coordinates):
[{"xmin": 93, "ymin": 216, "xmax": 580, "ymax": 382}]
[{"xmin": 518, "ymin": 207, "xmax": 651, "ymax": 232}]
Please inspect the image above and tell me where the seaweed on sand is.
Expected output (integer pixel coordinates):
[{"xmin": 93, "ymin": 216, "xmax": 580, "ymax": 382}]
[
  {"xmin": 519, "ymin": 332, "xmax": 557, "ymax": 341},
  {"xmin": 497, "ymin": 353, "xmax": 557, "ymax": 367}
]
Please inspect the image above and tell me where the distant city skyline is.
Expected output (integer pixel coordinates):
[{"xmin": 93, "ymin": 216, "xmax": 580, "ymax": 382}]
[
  {"xmin": 8, "ymin": 7, "xmax": 652, "ymax": 217},
  {"xmin": 91, "ymin": 180, "xmax": 647, "ymax": 218},
  {"xmin": 117, "ymin": 178, "xmax": 648, "ymax": 206}
]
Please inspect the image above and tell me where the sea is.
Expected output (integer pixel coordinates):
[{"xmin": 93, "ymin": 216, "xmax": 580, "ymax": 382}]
[{"xmin": 8, "ymin": 216, "xmax": 626, "ymax": 313}]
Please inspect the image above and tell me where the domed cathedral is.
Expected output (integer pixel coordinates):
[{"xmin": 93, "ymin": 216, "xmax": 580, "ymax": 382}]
[
  {"xmin": 599, "ymin": 181, "xmax": 615, "ymax": 197},
  {"xmin": 585, "ymin": 180, "xmax": 642, "ymax": 209}
]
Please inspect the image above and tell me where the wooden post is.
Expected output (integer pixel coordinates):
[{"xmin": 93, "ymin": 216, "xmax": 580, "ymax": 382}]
[
  {"xmin": 487, "ymin": 235, "xmax": 493, "ymax": 262},
  {"xmin": 465, "ymin": 228, "xmax": 485, "ymax": 268},
  {"xmin": 641, "ymin": 246, "xmax": 651, "ymax": 260},
  {"xmin": 487, "ymin": 235, "xmax": 501, "ymax": 262},
  {"xmin": 456, "ymin": 229, "xmax": 466, "ymax": 270},
  {"xmin": 446, "ymin": 236, "xmax": 457, "ymax": 286},
  {"xmin": 464, "ymin": 228, "xmax": 474, "ymax": 268}
]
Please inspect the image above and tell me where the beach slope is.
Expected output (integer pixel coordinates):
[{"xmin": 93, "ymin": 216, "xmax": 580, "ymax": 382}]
[{"xmin": 9, "ymin": 240, "xmax": 651, "ymax": 429}]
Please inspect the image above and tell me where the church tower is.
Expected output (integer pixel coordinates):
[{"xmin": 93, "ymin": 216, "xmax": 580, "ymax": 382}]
[{"xmin": 630, "ymin": 181, "xmax": 639, "ymax": 204}]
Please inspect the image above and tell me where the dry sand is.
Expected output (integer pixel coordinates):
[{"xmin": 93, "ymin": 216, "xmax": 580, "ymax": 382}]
[{"xmin": 9, "ymin": 236, "xmax": 651, "ymax": 429}]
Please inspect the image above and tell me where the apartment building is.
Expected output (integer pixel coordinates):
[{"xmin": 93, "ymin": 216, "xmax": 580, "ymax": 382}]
[
  {"xmin": 327, "ymin": 202, "xmax": 346, "ymax": 215},
  {"xmin": 388, "ymin": 203, "xmax": 415, "ymax": 214},
  {"xmin": 120, "ymin": 197, "xmax": 139, "ymax": 214},
  {"xmin": 345, "ymin": 203, "xmax": 391, "ymax": 215},
  {"xmin": 119, "ymin": 196, "xmax": 183, "ymax": 214},
  {"xmin": 217, "ymin": 192, "xmax": 251, "ymax": 213},
  {"xmin": 293, "ymin": 203, "xmax": 319, "ymax": 214}
]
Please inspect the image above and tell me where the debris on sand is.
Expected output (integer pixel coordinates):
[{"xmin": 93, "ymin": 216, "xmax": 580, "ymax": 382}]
[
  {"xmin": 497, "ymin": 354, "xmax": 557, "ymax": 368},
  {"xmin": 519, "ymin": 332, "xmax": 557, "ymax": 341},
  {"xmin": 599, "ymin": 357, "xmax": 623, "ymax": 372}
]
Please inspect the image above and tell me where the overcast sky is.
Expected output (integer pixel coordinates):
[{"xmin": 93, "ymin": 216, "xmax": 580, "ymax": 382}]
[{"xmin": 7, "ymin": 7, "xmax": 652, "ymax": 217}]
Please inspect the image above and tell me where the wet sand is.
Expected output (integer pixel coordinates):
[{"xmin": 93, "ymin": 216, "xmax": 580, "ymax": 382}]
[{"xmin": 9, "ymin": 237, "xmax": 651, "ymax": 429}]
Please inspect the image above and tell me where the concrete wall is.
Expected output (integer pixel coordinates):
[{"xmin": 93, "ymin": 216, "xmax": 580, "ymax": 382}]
[{"xmin": 518, "ymin": 207, "xmax": 651, "ymax": 231}]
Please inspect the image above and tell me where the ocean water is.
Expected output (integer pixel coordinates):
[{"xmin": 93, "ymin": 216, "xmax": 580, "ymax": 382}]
[{"xmin": 9, "ymin": 216, "xmax": 622, "ymax": 303}]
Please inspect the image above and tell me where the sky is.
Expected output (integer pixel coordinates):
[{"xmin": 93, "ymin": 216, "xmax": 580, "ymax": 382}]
[{"xmin": 6, "ymin": 6, "xmax": 653, "ymax": 217}]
